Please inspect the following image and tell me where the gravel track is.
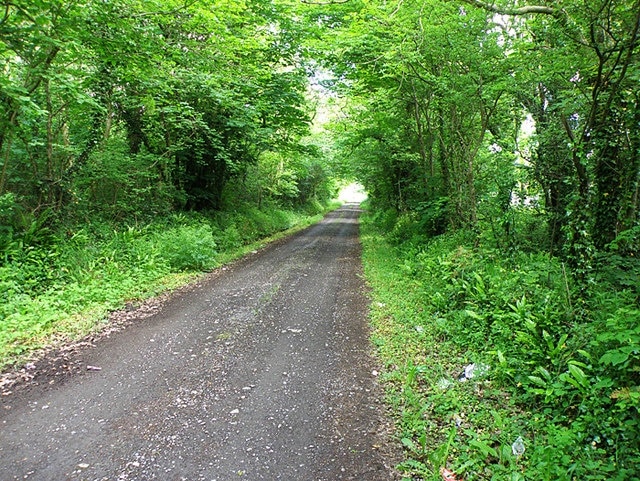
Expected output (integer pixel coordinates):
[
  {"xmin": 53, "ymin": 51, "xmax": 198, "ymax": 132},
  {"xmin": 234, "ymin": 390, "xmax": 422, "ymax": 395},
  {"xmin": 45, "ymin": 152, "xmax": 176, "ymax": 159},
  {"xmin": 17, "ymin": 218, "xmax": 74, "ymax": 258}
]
[{"xmin": 0, "ymin": 204, "xmax": 400, "ymax": 481}]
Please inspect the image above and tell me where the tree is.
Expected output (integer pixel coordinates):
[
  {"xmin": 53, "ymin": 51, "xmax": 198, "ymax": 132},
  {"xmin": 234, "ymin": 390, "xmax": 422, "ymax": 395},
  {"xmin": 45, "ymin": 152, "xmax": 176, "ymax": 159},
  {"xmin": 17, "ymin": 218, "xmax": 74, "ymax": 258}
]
[
  {"xmin": 314, "ymin": 0, "xmax": 639, "ymax": 266},
  {"xmin": 318, "ymin": 0, "xmax": 517, "ymax": 231},
  {"xmin": 461, "ymin": 0, "xmax": 640, "ymax": 264},
  {"xmin": 0, "ymin": 0, "xmax": 319, "ymax": 219}
]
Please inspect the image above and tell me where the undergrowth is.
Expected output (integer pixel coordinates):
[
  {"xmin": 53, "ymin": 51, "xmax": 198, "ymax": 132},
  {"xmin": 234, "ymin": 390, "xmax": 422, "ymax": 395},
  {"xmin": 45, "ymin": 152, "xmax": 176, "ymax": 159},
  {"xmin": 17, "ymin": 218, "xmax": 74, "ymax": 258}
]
[
  {"xmin": 361, "ymin": 210, "xmax": 639, "ymax": 480},
  {"xmin": 0, "ymin": 201, "xmax": 339, "ymax": 369}
]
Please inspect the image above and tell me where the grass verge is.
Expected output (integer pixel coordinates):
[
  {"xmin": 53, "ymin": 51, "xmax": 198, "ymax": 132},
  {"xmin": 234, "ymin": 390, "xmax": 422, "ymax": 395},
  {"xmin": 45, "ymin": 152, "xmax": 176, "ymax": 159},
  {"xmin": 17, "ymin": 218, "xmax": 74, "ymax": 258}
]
[
  {"xmin": 0, "ymin": 201, "xmax": 341, "ymax": 370},
  {"xmin": 360, "ymin": 211, "xmax": 639, "ymax": 480}
]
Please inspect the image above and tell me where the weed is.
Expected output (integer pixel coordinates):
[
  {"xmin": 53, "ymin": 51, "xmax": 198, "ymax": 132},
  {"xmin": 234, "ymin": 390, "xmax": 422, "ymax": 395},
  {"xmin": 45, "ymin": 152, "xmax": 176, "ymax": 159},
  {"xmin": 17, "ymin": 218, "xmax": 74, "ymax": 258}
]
[
  {"xmin": 0, "ymin": 202, "xmax": 338, "ymax": 369},
  {"xmin": 360, "ymin": 210, "xmax": 640, "ymax": 480}
]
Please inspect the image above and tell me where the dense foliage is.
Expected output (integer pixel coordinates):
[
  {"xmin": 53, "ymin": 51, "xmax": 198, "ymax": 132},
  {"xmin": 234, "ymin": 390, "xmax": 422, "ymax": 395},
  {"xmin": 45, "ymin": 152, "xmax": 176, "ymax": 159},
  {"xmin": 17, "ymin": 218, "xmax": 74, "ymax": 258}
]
[
  {"xmin": 0, "ymin": 0, "xmax": 339, "ymax": 364},
  {"xmin": 308, "ymin": 0, "xmax": 639, "ymax": 479},
  {"xmin": 362, "ymin": 211, "xmax": 639, "ymax": 480},
  {"xmin": 2, "ymin": 0, "xmax": 639, "ymax": 478},
  {"xmin": 0, "ymin": 0, "xmax": 335, "ymax": 226},
  {"xmin": 316, "ymin": 0, "xmax": 639, "ymax": 268}
]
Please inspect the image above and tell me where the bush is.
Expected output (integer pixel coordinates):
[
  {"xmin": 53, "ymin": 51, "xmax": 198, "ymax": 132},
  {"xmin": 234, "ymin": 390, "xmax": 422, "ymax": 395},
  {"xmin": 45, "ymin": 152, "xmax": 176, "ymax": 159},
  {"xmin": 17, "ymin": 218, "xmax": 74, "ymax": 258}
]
[
  {"xmin": 215, "ymin": 225, "xmax": 243, "ymax": 250},
  {"xmin": 154, "ymin": 224, "xmax": 218, "ymax": 271},
  {"xmin": 361, "ymin": 208, "xmax": 640, "ymax": 481},
  {"xmin": 371, "ymin": 207, "xmax": 399, "ymax": 233},
  {"xmin": 0, "ymin": 193, "xmax": 17, "ymax": 254},
  {"xmin": 72, "ymin": 146, "xmax": 176, "ymax": 223}
]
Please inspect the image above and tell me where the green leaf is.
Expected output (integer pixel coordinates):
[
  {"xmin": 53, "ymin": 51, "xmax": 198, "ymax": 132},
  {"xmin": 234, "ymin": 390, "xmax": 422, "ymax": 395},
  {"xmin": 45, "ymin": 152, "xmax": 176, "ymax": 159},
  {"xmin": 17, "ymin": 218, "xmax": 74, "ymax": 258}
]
[
  {"xmin": 600, "ymin": 349, "xmax": 631, "ymax": 367},
  {"xmin": 465, "ymin": 309, "xmax": 483, "ymax": 320},
  {"xmin": 567, "ymin": 364, "xmax": 589, "ymax": 389},
  {"xmin": 469, "ymin": 439, "xmax": 498, "ymax": 458},
  {"xmin": 528, "ymin": 375, "xmax": 547, "ymax": 387},
  {"xmin": 401, "ymin": 437, "xmax": 417, "ymax": 452},
  {"xmin": 497, "ymin": 349, "xmax": 506, "ymax": 364},
  {"xmin": 536, "ymin": 366, "xmax": 552, "ymax": 381}
]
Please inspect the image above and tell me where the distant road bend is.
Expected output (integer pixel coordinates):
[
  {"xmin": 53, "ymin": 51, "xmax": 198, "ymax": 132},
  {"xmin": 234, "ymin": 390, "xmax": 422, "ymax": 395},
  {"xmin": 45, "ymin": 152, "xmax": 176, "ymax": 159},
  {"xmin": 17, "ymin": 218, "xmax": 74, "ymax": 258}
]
[{"xmin": 0, "ymin": 204, "xmax": 399, "ymax": 480}]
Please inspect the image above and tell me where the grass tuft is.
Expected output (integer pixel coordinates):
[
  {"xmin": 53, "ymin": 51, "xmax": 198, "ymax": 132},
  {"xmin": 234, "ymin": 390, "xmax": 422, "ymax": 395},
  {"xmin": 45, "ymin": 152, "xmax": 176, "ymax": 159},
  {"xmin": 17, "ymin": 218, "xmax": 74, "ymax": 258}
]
[
  {"xmin": 0, "ymin": 202, "xmax": 340, "ymax": 370},
  {"xmin": 360, "ymin": 211, "xmax": 640, "ymax": 481}
]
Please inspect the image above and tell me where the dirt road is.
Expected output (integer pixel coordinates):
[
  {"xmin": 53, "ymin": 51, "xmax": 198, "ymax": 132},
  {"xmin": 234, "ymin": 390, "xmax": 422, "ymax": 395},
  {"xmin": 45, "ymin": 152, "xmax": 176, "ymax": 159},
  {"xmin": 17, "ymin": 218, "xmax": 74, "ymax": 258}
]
[{"xmin": 0, "ymin": 205, "xmax": 399, "ymax": 480}]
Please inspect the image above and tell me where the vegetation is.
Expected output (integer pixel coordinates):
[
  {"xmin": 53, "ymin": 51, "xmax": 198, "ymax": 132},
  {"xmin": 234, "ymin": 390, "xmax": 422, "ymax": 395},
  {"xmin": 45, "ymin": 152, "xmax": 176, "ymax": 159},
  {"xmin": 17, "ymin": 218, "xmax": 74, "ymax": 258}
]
[
  {"xmin": 0, "ymin": 0, "xmax": 339, "ymax": 366},
  {"xmin": 311, "ymin": 0, "xmax": 639, "ymax": 479},
  {"xmin": 362, "ymin": 210, "xmax": 639, "ymax": 480},
  {"xmin": 323, "ymin": 0, "xmax": 640, "ymax": 258},
  {"xmin": 2, "ymin": 0, "xmax": 639, "ymax": 478},
  {"xmin": 0, "ymin": 200, "xmax": 338, "ymax": 368}
]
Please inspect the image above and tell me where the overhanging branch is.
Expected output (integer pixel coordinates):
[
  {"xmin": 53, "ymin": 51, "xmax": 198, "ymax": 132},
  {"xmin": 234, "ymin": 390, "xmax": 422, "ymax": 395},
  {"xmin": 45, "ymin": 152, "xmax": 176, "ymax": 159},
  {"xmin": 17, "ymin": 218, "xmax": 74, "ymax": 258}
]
[
  {"xmin": 460, "ymin": 0, "xmax": 557, "ymax": 17},
  {"xmin": 301, "ymin": 0, "xmax": 350, "ymax": 4}
]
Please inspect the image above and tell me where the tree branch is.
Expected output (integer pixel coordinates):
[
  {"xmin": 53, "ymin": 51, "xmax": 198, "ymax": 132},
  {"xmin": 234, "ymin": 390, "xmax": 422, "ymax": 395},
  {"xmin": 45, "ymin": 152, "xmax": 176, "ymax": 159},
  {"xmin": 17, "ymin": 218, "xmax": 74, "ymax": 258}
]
[
  {"xmin": 459, "ymin": 0, "xmax": 557, "ymax": 17},
  {"xmin": 301, "ymin": 0, "xmax": 350, "ymax": 4},
  {"xmin": 0, "ymin": 1, "xmax": 37, "ymax": 24}
]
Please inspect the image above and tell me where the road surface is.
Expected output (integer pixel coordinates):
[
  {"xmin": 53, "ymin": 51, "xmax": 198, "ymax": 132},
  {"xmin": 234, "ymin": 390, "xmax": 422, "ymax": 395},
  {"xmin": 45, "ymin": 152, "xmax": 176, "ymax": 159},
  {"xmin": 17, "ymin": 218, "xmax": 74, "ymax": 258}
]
[{"xmin": 0, "ymin": 204, "xmax": 399, "ymax": 480}]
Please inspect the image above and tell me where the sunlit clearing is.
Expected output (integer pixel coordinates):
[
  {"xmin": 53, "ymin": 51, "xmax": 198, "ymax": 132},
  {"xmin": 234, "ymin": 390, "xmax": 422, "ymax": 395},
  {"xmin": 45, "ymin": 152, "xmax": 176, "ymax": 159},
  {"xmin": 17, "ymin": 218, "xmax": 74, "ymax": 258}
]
[{"xmin": 339, "ymin": 183, "xmax": 368, "ymax": 203}]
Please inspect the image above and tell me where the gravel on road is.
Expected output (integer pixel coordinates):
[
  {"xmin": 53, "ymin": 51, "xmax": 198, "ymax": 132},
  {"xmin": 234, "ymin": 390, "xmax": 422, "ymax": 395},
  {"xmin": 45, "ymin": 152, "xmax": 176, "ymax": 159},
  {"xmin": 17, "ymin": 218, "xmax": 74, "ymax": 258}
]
[{"xmin": 0, "ymin": 204, "xmax": 400, "ymax": 481}]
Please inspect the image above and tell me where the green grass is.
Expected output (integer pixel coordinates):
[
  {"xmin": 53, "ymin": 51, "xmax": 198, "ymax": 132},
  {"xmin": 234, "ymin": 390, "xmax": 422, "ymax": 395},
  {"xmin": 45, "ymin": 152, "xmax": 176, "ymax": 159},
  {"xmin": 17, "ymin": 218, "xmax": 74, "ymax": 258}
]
[
  {"xmin": 0, "ymin": 201, "xmax": 340, "ymax": 370},
  {"xmin": 360, "ymin": 211, "xmax": 640, "ymax": 481}
]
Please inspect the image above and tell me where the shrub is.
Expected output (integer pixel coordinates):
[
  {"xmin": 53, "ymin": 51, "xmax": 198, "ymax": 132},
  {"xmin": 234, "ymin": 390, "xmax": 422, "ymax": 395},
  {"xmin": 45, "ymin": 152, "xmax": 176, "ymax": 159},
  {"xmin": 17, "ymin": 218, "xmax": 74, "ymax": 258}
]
[
  {"xmin": 154, "ymin": 224, "xmax": 218, "ymax": 271},
  {"xmin": 361, "ymin": 208, "xmax": 640, "ymax": 481}
]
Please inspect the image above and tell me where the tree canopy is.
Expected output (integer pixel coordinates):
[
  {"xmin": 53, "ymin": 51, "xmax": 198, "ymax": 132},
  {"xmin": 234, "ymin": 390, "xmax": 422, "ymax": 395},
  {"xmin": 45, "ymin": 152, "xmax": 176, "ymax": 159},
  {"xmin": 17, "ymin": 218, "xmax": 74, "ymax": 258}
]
[
  {"xmin": 0, "ymin": 0, "xmax": 335, "ymax": 224},
  {"xmin": 1, "ymin": 1, "xmax": 639, "ymax": 478},
  {"xmin": 5, "ymin": 0, "xmax": 636, "ymax": 257},
  {"xmin": 309, "ymin": 0, "xmax": 639, "ymax": 265}
]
